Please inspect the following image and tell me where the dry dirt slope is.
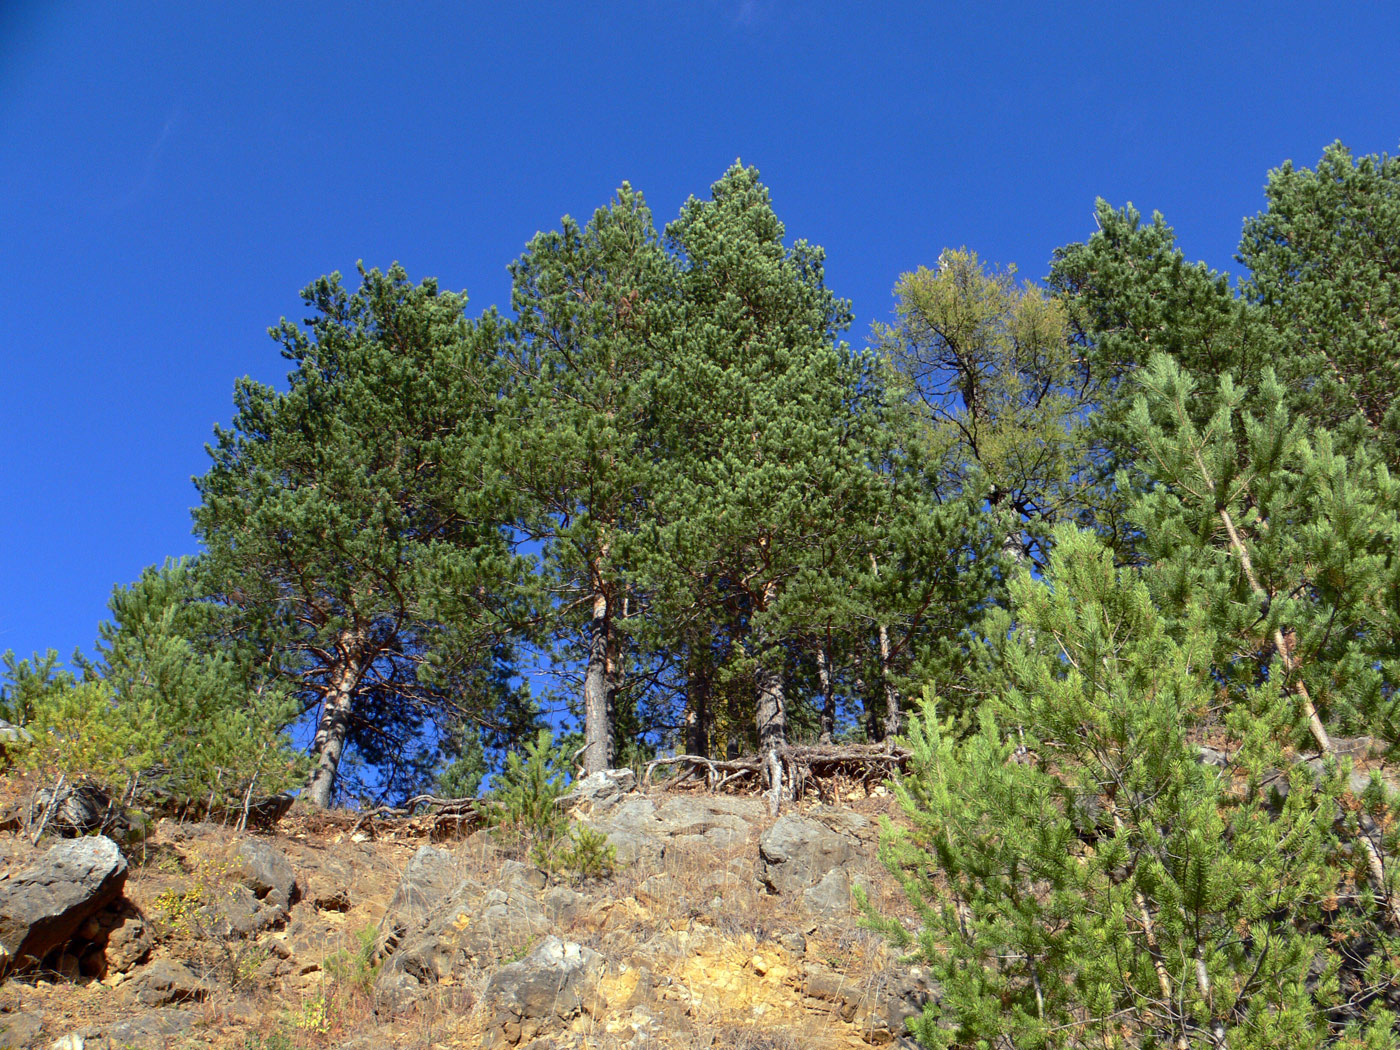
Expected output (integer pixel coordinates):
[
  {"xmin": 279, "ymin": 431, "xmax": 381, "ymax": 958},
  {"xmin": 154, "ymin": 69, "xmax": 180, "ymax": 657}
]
[{"xmin": 0, "ymin": 776, "xmax": 932, "ymax": 1050}]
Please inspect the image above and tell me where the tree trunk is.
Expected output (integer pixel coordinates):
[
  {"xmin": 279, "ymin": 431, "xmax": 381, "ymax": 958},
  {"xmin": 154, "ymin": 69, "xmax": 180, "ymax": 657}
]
[
  {"xmin": 726, "ymin": 684, "xmax": 743, "ymax": 759},
  {"xmin": 866, "ymin": 555, "xmax": 902, "ymax": 739},
  {"xmin": 877, "ymin": 623, "xmax": 901, "ymax": 738},
  {"xmin": 582, "ymin": 588, "xmax": 614, "ymax": 776},
  {"xmin": 754, "ymin": 581, "xmax": 786, "ymax": 752},
  {"xmin": 816, "ymin": 631, "xmax": 835, "ymax": 744},
  {"xmin": 685, "ymin": 645, "xmax": 711, "ymax": 759},
  {"xmin": 306, "ymin": 635, "xmax": 367, "ymax": 808},
  {"xmin": 853, "ymin": 655, "xmax": 879, "ymax": 742},
  {"xmin": 755, "ymin": 658, "xmax": 786, "ymax": 752}
]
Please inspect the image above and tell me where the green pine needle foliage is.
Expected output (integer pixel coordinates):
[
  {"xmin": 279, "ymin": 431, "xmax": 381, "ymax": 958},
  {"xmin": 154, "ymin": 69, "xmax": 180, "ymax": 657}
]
[
  {"xmin": 485, "ymin": 728, "xmax": 571, "ymax": 843},
  {"xmin": 874, "ymin": 525, "xmax": 1399, "ymax": 1048},
  {"xmin": 7, "ymin": 559, "xmax": 306, "ymax": 811}
]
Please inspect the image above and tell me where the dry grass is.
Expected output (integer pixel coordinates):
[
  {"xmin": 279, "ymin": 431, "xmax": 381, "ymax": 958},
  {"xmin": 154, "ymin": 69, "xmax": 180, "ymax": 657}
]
[{"xmin": 0, "ymin": 785, "xmax": 922, "ymax": 1049}]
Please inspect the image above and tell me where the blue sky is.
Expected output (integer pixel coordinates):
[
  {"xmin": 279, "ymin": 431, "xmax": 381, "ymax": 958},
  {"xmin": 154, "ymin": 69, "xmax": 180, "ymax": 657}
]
[{"xmin": 2, "ymin": 2, "xmax": 1398, "ymax": 666}]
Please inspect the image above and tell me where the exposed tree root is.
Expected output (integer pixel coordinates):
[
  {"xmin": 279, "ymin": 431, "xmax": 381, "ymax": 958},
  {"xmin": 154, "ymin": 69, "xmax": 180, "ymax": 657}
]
[{"xmin": 644, "ymin": 742, "xmax": 910, "ymax": 807}]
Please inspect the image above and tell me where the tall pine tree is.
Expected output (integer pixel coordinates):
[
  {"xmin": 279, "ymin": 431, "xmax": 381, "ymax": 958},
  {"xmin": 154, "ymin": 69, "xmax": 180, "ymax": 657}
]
[{"xmin": 195, "ymin": 265, "xmax": 523, "ymax": 806}]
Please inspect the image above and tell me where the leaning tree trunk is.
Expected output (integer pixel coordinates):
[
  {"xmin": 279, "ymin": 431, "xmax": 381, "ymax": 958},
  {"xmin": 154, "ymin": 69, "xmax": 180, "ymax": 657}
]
[
  {"xmin": 582, "ymin": 588, "xmax": 615, "ymax": 776},
  {"xmin": 305, "ymin": 632, "xmax": 368, "ymax": 808}
]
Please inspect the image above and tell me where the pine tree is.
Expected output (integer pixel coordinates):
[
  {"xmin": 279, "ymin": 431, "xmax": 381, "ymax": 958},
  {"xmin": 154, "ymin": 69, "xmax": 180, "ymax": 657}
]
[
  {"xmin": 498, "ymin": 184, "xmax": 675, "ymax": 775},
  {"xmin": 1127, "ymin": 356, "xmax": 1400, "ymax": 933},
  {"xmin": 1239, "ymin": 142, "xmax": 1400, "ymax": 466},
  {"xmin": 195, "ymin": 264, "xmax": 524, "ymax": 806},
  {"xmin": 85, "ymin": 558, "xmax": 305, "ymax": 807},
  {"xmin": 1047, "ymin": 201, "xmax": 1274, "ymax": 562},
  {"xmin": 650, "ymin": 163, "xmax": 889, "ymax": 753},
  {"xmin": 873, "ymin": 526, "xmax": 1395, "ymax": 1048},
  {"xmin": 877, "ymin": 249, "xmax": 1092, "ymax": 569}
]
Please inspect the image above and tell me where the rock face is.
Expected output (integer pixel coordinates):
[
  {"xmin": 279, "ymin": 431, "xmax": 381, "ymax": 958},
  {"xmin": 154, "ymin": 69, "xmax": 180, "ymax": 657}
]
[
  {"xmin": 381, "ymin": 845, "xmax": 460, "ymax": 945},
  {"xmin": 280, "ymin": 839, "xmax": 395, "ymax": 913},
  {"xmin": 0, "ymin": 836, "xmax": 127, "ymax": 976},
  {"xmin": 31, "ymin": 782, "xmax": 112, "ymax": 836},
  {"xmin": 125, "ymin": 959, "xmax": 209, "ymax": 1006},
  {"xmin": 387, "ymin": 877, "xmax": 546, "ymax": 984},
  {"xmin": 0, "ymin": 1011, "xmax": 42, "ymax": 1049},
  {"xmin": 560, "ymin": 768, "xmax": 636, "ymax": 812},
  {"xmin": 587, "ymin": 794, "xmax": 768, "ymax": 865},
  {"xmin": 77, "ymin": 1008, "xmax": 199, "ymax": 1048},
  {"xmin": 482, "ymin": 936, "xmax": 603, "ymax": 1044},
  {"xmin": 101, "ymin": 900, "xmax": 154, "ymax": 972},
  {"xmin": 229, "ymin": 839, "xmax": 297, "ymax": 909},
  {"xmin": 758, "ymin": 815, "xmax": 855, "ymax": 895},
  {"xmin": 0, "ymin": 718, "xmax": 31, "ymax": 746},
  {"xmin": 802, "ymin": 868, "xmax": 854, "ymax": 916}
]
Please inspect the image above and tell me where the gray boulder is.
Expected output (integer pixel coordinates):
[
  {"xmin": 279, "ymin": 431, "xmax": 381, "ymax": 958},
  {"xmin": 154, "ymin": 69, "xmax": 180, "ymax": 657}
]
[
  {"xmin": 878, "ymin": 965, "xmax": 941, "ymax": 1043},
  {"xmin": 382, "ymin": 844, "xmax": 460, "ymax": 942},
  {"xmin": 31, "ymin": 782, "xmax": 112, "ymax": 836},
  {"xmin": 387, "ymin": 878, "xmax": 544, "ymax": 982},
  {"xmin": 0, "ymin": 836, "xmax": 127, "ymax": 977},
  {"xmin": 801, "ymin": 868, "xmax": 853, "ymax": 916},
  {"xmin": 80, "ymin": 1008, "xmax": 198, "ymax": 1048},
  {"xmin": 0, "ymin": 1011, "xmax": 42, "ymax": 1049},
  {"xmin": 201, "ymin": 882, "xmax": 284, "ymax": 938},
  {"xmin": 125, "ymin": 959, "xmax": 209, "ymax": 1006},
  {"xmin": 803, "ymin": 963, "xmax": 865, "ymax": 1021},
  {"xmin": 804, "ymin": 804, "xmax": 877, "ymax": 846},
  {"xmin": 0, "ymin": 719, "xmax": 32, "ymax": 746},
  {"xmin": 758, "ymin": 814, "xmax": 855, "ymax": 895},
  {"xmin": 483, "ymin": 937, "xmax": 603, "ymax": 1033},
  {"xmin": 228, "ymin": 839, "xmax": 297, "ymax": 909},
  {"xmin": 560, "ymin": 769, "xmax": 636, "ymax": 813},
  {"xmin": 101, "ymin": 901, "xmax": 154, "ymax": 972}
]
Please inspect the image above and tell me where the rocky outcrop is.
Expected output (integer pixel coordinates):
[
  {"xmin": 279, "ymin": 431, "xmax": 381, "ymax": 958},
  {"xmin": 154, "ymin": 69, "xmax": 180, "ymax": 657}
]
[
  {"xmin": 802, "ymin": 868, "xmax": 855, "ymax": 916},
  {"xmin": 0, "ymin": 786, "xmax": 932, "ymax": 1050},
  {"xmin": 228, "ymin": 839, "xmax": 297, "ymax": 910},
  {"xmin": 387, "ymin": 876, "xmax": 547, "ymax": 984},
  {"xmin": 30, "ymin": 782, "xmax": 112, "ymax": 836},
  {"xmin": 101, "ymin": 900, "xmax": 154, "ymax": 972},
  {"xmin": 586, "ymin": 794, "xmax": 767, "ymax": 865},
  {"xmin": 482, "ymin": 936, "xmax": 604, "ymax": 1047},
  {"xmin": 279, "ymin": 838, "xmax": 397, "ymax": 913},
  {"xmin": 382, "ymin": 844, "xmax": 458, "ymax": 939},
  {"xmin": 0, "ymin": 836, "xmax": 127, "ymax": 977},
  {"xmin": 758, "ymin": 814, "xmax": 856, "ymax": 896},
  {"xmin": 124, "ymin": 959, "xmax": 209, "ymax": 1006},
  {"xmin": 0, "ymin": 1011, "xmax": 42, "ymax": 1049},
  {"xmin": 76, "ymin": 1007, "xmax": 199, "ymax": 1048},
  {"xmin": 560, "ymin": 768, "xmax": 636, "ymax": 813}
]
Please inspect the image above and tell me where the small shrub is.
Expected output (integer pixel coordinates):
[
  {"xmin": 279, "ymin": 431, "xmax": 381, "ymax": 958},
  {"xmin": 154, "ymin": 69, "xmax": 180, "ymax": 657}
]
[
  {"xmin": 289, "ymin": 995, "xmax": 330, "ymax": 1034},
  {"xmin": 538, "ymin": 823, "xmax": 616, "ymax": 883},
  {"xmin": 324, "ymin": 925, "xmax": 381, "ymax": 994},
  {"xmin": 153, "ymin": 883, "xmax": 208, "ymax": 940},
  {"xmin": 486, "ymin": 728, "xmax": 570, "ymax": 837},
  {"xmin": 153, "ymin": 857, "xmax": 264, "ymax": 991}
]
